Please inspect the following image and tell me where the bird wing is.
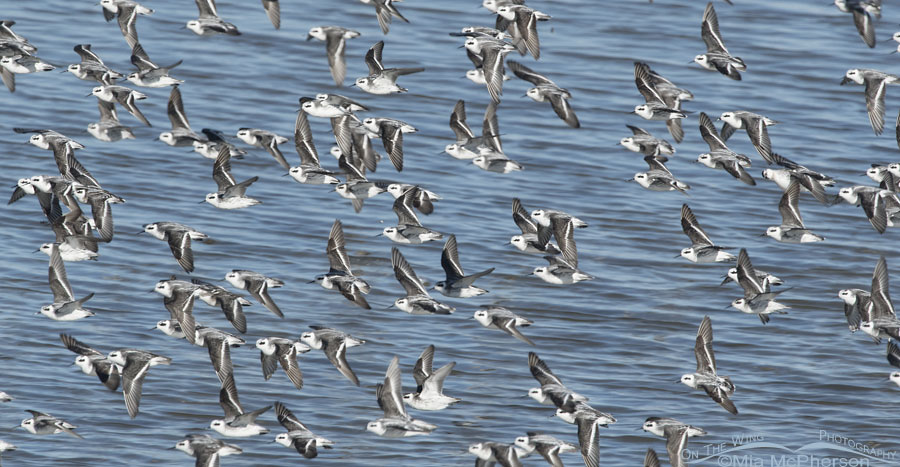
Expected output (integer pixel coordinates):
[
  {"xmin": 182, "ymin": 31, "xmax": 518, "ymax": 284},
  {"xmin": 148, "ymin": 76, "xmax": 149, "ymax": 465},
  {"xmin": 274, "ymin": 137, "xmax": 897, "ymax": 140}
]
[
  {"xmin": 694, "ymin": 316, "xmax": 717, "ymax": 374},
  {"xmin": 326, "ymin": 219, "xmax": 353, "ymax": 275},
  {"xmin": 701, "ymin": 2, "xmax": 729, "ymax": 54},
  {"xmin": 391, "ymin": 247, "xmax": 428, "ymax": 296},
  {"xmin": 365, "ymin": 41, "xmax": 385, "ymax": 74},
  {"xmin": 680, "ymin": 204, "xmax": 713, "ymax": 247},
  {"xmin": 47, "ymin": 244, "xmax": 75, "ymax": 302},
  {"xmin": 778, "ymin": 180, "xmax": 804, "ymax": 227}
]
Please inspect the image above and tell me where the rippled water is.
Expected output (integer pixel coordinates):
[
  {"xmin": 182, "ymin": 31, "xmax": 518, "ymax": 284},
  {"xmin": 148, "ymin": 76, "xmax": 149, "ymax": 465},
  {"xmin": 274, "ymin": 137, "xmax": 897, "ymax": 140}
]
[{"xmin": 2, "ymin": 0, "xmax": 900, "ymax": 465}]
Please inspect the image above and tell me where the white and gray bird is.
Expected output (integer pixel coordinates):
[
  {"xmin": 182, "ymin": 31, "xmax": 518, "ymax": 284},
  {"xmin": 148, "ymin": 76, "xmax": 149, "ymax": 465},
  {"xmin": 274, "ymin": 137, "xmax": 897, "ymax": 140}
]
[
  {"xmin": 300, "ymin": 326, "xmax": 365, "ymax": 386},
  {"xmin": 191, "ymin": 279, "xmax": 251, "ymax": 333},
  {"xmin": 554, "ymin": 401, "xmax": 616, "ymax": 467},
  {"xmin": 765, "ymin": 180, "xmax": 824, "ymax": 243},
  {"xmin": 696, "ymin": 112, "xmax": 754, "ymax": 186},
  {"xmin": 159, "ymin": 85, "xmax": 202, "ymax": 146},
  {"xmin": 435, "ymin": 234, "xmax": 494, "ymax": 297},
  {"xmin": 834, "ymin": 0, "xmax": 879, "ymax": 48},
  {"xmin": 679, "ymin": 204, "xmax": 735, "ymax": 263},
  {"xmin": 632, "ymin": 155, "xmax": 691, "ymax": 194},
  {"xmin": 187, "ymin": 0, "xmax": 240, "ymax": 35},
  {"xmin": 127, "ymin": 42, "xmax": 183, "ymax": 88},
  {"xmin": 619, "ymin": 125, "xmax": 675, "ymax": 157},
  {"xmin": 236, "ymin": 127, "xmax": 290, "ymax": 170},
  {"xmin": 381, "ymin": 187, "xmax": 442, "ymax": 244},
  {"xmin": 273, "ymin": 401, "xmax": 334, "ymax": 459},
  {"xmin": 224, "ymin": 270, "xmax": 284, "ymax": 318},
  {"xmin": 469, "ymin": 442, "xmax": 524, "ymax": 467},
  {"xmin": 66, "ymin": 43, "xmax": 122, "ymax": 84},
  {"xmin": 314, "ymin": 220, "xmax": 372, "ymax": 309},
  {"xmin": 859, "ymin": 256, "xmax": 900, "ymax": 344},
  {"xmin": 307, "ymin": 26, "xmax": 360, "ymax": 86},
  {"xmin": 194, "ymin": 326, "xmax": 244, "ymax": 383},
  {"xmin": 60, "ymin": 333, "xmax": 120, "ymax": 391},
  {"xmin": 718, "ymin": 110, "xmax": 778, "ymax": 164},
  {"xmin": 730, "ymin": 249, "xmax": 791, "ymax": 324},
  {"xmin": 255, "ymin": 337, "xmax": 310, "ymax": 390},
  {"xmin": 107, "ymin": 348, "xmax": 172, "ymax": 418},
  {"xmin": 841, "ymin": 68, "xmax": 900, "ymax": 135},
  {"xmin": 633, "ymin": 62, "xmax": 687, "ymax": 122},
  {"xmin": 514, "ymin": 432, "xmax": 579, "ymax": 467},
  {"xmin": 355, "ymin": 41, "xmax": 424, "ymax": 94},
  {"xmin": 173, "ymin": 434, "xmax": 242, "ymax": 466},
  {"xmin": 496, "ymin": 4, "xmax": 551, "ymax": 59},
  {"xmin": 532, "ymin": 255, "xmax": 594, "ymax": 285},
  {"xmin": 204, "ymin": 147, "xmax": 260, "ymax": 209},
  {"xmin": 90, "ymin": 85, "xmax": 150, "ymax": 126},
  {"xmin": 694, "ymin": 2, "xmax": 746, "ymax": 80},
  {"xmin": 474, "ymin": 306, "xmax": 535, "ymax": 345},
  {"xmin": 402, "ymin": 345, "xmax": 460, "ymax": 411},
  {"xmin": 210, "ymin": 376, "xmax": 272, "ymax": 437},
  {"xmin": 140, "ymin": 222, "xmax": 208, "ymax": 273},
  {"xmin": 679, "ymin": 316, "xmax": 737, "ymax": 414},
  {"xmin": 367, "ymin": 356, "xmax": 437, "ymax": 437},
  {"xmin": 40, "ymin": 244, "xmax": 95, "ymax": 321},
  {"xmin": 361, "ymin": 0, "xmax": 409, "ymax": 34},
  {"xmin": 287, "ymin": 110, "xmax": 341, "ymax": 185},
  {"xmin": 509, "ymin": 198, "xmax": 561, "ymax": 256},
  {"xmin": 87, "ymin": 99, "xmax": 135, "ymax": 142},
  {"xmin": 528, "ymin": 351, "xmax": 588, "ymax": 411},
  {"xmin": 18, "ymin": 410, "xmax": 83, "ymax": 438},
  {"xmin": 390, "ymin": 248, "xmax": 454, "ymax": 315},
  {"xmin": 508, "ymin": 60, "xmax": 579, "ymax": 128}
]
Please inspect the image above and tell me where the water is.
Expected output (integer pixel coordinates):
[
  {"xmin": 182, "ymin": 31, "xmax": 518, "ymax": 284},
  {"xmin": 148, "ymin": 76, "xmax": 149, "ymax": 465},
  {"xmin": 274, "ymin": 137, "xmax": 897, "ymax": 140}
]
[{"xmin": 1, "ymin": 0, "xmax": 898, "ymax": 465}]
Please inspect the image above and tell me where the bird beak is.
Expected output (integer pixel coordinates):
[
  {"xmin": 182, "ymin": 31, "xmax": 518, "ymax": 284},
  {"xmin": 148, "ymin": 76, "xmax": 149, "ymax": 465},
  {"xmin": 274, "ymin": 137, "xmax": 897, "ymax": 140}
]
[
  {"xmin": 758, "ymin": 233, "xmax": 767, "ymax": 237},
  {"xmin": 673, "ymin": 254, "xmax": 682, "ymax": 258},
  {"xmin": 85, "ymin": 92, "xmax": 94, "ymax": 97},
  {"xmin": 374, "ymin": 233, "xmax": 383, "ymax": 237},
  {"xmin": 675, "ymin": 380, "xmax": 682, "ymax": 384},
  {"xmin": 282, "ymin": 173, "xmax": 290, "ymax": 177},
  {"xmin": 723, "ymin": 304, "xmax": 732, "ymax": 309},
  {"xmin": 307, "ymin": 279, "xmax": 317, "ymax": 284},
  {"xmin": 149, "ymin": 326, "xmax": 158, "ymax": 330},
  {"xmin": 306, "ymin": 34, "xmax": 314, "ymax": 41},
  {"xmin": 628, "ymin": 111, "xmax": 636, "ymax": 114},
  {"xmin": 840, "ymin": 77, "xmax": 851, "ymax": 85},
  {"xmin": 720, "ymin": 277, "xmax": 730, "ymax": 286},
  {"xmin": 135, "ymin": 230, "xmax": 144, "ymax": 234},
  {"xmin": 32, "ymin": 248, "xmax": 40, "ymax": 253},
  {"xmin": 198, "ymin": 199, "xmax": 206, "ymax": 204}
]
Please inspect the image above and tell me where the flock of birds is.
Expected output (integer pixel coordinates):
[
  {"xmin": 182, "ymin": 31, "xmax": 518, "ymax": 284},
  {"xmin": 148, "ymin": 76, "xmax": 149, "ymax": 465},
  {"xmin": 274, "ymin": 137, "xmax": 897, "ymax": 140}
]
[{"xmin": 3, "ymin": 0, "xmax": 900, "ymax": 466}]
